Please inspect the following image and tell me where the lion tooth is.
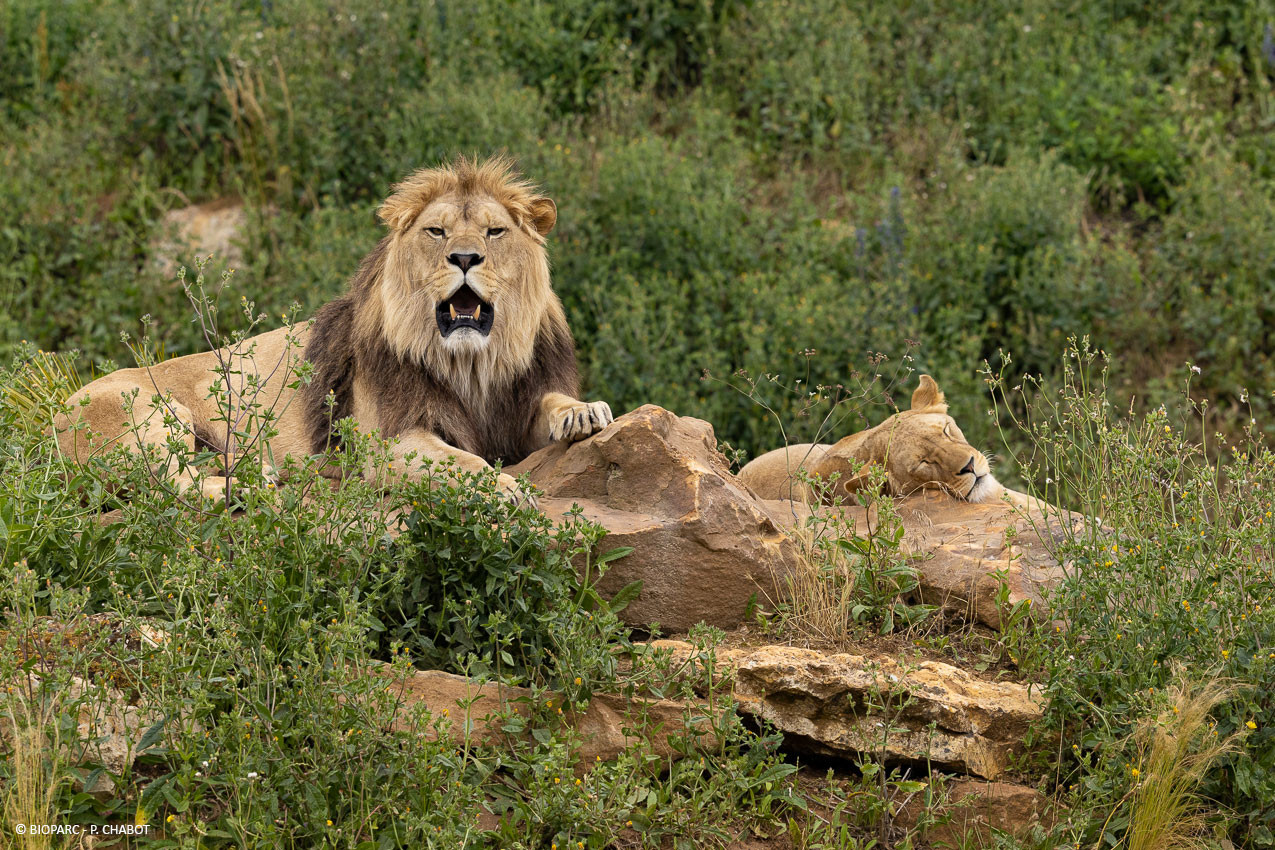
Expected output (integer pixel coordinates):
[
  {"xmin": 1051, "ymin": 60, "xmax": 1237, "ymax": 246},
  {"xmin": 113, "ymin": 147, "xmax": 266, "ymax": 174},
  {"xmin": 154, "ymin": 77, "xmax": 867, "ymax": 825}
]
[
  {"xmin": 449, "ymin": 304, "xmax": 457, "ymax": 320},
  {"xmin": 474, "ymin": 305, "xmax": 481, "ymax": 320}
]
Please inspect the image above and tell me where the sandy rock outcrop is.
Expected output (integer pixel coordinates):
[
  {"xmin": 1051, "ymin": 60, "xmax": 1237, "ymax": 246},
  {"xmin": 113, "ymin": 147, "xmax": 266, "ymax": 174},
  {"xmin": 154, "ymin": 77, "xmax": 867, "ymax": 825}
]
[
  {"xmin": 649, "ymin": 640, "xmax": 1043, "ymax": 780},
  {"xmin": 152, "ymin": 197, "xmax": 250, "ymax": 277},
  {"xmin": 511, "ymin": 405, "xmax": 803, "ymax": 632},
  {"xmin": 4, "ymin": 674, "xmax": 163, "ymax": 795}
]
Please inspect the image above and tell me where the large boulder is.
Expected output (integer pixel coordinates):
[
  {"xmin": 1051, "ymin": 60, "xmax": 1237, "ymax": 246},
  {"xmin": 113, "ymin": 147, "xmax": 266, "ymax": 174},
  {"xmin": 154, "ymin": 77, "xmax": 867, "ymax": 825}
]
[
  {"xmin": 152, "ymin": 197, "xmax": 250, "ymax": 278},
  {"xmin": 510, "ymin": 405, "xmax": 802, "ymax": 632},
  {"xmin": 512, "ymin": 404, "xmax": 1070, "ymax": 633},
  {"xmin": 762, "ymin": 491, "xmax": 1074, "ymax": 629},
  {"xmin": 649, "ymin": 641, "xmax": 1043, "ymax": 780}
]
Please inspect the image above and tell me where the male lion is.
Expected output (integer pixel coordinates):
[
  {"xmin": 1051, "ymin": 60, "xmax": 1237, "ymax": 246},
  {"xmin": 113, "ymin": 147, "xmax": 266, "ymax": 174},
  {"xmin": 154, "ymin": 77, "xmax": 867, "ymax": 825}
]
[
  {"xmin": 738, "ymin": 375, "xmax": 1038, "ymax": 508},
  {"xmin": 56, "ymin": 156, "xmax": 612, "ymax": 502}
]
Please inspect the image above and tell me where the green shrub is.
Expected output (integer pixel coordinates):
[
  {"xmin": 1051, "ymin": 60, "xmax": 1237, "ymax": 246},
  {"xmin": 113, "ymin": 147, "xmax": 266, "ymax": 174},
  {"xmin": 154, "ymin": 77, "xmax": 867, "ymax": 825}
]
[
  {"xmin": 0, "ymin": 284, "xmax": 805, "ymax": 846},
  {"xmin": 997, "ymin": 345, "xmax": 1275, "ymax": 845},
  {"xmin": 1147, "ymin": 157, "xmax": 1275, "ymax": 433},
  {"xmin": 711, "ymin": 0, "xmax": 872, "ymax": 157}
]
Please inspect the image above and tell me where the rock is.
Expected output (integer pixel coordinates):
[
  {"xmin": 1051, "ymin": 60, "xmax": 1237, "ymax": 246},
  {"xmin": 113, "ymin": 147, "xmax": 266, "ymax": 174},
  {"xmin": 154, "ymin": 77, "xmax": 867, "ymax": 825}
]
[
  {"xmin": 152, "ymin": 197, "xmax": 249, "ymax": 277},
  {"xmin": 648, "ymin": 641, "xmax": 1043, "ymax": 780},
  {"xmin": 511, "ymin": 405, "xmax": 802, "ymax": 632},
  {"xmin": 573, "ymin": 692, "xmax": 718, "ymax": 769},
  {"xmin": 896, "ymin": 778, "xmax": 1058, "ymax": 843},
  {"xmin": 762, "ymin": 490, "xmax": 1074, "ymax": 629},
  {"xmin": 4, "ymin": 673, "xmax": 163, "ymax": 795},
  {"xmin": 379, "ymin": 667, "xmax": 533, "ymax": 745},
  {"xmin": 376, "ymin": 665, "xmax": 716, "ymax": 771}
]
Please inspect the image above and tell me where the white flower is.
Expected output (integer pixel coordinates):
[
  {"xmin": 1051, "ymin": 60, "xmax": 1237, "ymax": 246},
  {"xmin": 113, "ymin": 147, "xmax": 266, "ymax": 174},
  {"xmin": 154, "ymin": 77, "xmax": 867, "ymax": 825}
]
[
  {"xmin": 1191, "ymin": 365, "xmax": 1201, "ymax": 374},
  {"xmin": 1023, "ymin": 24, "xmax": 1032, "ymax": 32},
  {"xmin": 247, "ymin": 772, "xmax": 259, "ymax": 780}
]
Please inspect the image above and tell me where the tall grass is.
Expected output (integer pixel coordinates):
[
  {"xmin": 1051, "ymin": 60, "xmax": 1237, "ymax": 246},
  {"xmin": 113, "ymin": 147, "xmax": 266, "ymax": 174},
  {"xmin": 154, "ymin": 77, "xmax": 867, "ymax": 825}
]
[
  {"xmin": 767, "ymin": 473, "xmax": 933, "ymax": 644},
  {"xmin": 1, "ymin": 695, "xmax": 65, "ymax": 850},
  {"xmin": 1124, "ymin": 674, "xmax": 1239, "ymax": 850}
]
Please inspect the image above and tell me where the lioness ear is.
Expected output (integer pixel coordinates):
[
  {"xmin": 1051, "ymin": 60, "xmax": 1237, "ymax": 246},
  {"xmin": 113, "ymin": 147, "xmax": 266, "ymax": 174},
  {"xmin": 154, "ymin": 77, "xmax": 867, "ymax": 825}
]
[
  {"xmin": 527, "ymin": 197, "xmax": 557, "ymax": 236},
  {"xmin": 840, "ymin": 463, "xmax": 878, "ymax": 497},
  {"xmin": 910, "ymin": 374, "xmax": 947, "ymax": 412}
]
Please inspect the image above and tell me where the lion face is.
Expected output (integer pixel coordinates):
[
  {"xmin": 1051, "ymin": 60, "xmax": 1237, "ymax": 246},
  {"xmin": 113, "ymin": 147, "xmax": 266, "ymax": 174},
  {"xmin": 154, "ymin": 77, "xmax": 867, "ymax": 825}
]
[
  {"xmin": 401, "ymin": 194, "xmax": 536, "ymax": 354},
  {"xmin": 826, "ymin": 375, "xmax": 1002, "ymax": 503},
  {"xmin": 370, "ymin": 156, "xmax": 563, "ymax": 396},
  {"xmin": 879, "ymin": 409, "xmax": 999, "ymax": 502}
]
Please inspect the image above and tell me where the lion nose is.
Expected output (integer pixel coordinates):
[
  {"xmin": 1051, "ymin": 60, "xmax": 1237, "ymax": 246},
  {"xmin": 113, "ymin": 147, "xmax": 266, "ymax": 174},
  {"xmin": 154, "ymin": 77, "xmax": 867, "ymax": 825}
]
[
  {"xmin": 447, "ymin": 252, "xmax": 483, "ymax": 273},
  {"xmin": 960, "ymin": 456, "xmax": 976, "ymax": 476}
]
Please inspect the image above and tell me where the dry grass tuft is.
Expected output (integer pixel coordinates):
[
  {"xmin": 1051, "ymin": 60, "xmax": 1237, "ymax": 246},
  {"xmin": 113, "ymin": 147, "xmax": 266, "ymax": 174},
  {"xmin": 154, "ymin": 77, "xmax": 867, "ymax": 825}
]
[
  {"xmin": 776, "ymin": 516, "xmax": 863, "ymax": 649},
  {"xmin": 1, "ymin": 696, "xmax": 64, "ymax": 850},
  {"xmin": 1124, "ymin": 672, "xmax": 1239, "ymax": 850}
]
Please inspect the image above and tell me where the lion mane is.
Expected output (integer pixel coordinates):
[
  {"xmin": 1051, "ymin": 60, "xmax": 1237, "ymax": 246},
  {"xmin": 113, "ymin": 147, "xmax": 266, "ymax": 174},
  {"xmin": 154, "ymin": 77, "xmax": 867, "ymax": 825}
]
[{"xmin": 304, "ymin": 156, "xmax": 585, "ymax": 464}]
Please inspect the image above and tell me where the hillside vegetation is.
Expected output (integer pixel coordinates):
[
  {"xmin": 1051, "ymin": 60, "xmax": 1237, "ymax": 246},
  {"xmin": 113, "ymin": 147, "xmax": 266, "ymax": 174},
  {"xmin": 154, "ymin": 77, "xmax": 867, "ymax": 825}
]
[
  {"xmin": 5, "ymin": 0, "xmax": 1275, "ymax": 847},
  {"xmin": 4, "ymin": 0, "xmax": 1275, "ymax": 462}
]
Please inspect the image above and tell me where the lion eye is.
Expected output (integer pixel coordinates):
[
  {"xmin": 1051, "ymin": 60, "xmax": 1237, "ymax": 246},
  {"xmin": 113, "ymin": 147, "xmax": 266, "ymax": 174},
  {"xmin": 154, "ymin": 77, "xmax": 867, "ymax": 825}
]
[
  {"xmin": 487, "ymin": 227, "xmax": 506, "ymax": 238},
  {"xmin": 424, "ymin": 226, "xmax": 445, "ymax": 238}
]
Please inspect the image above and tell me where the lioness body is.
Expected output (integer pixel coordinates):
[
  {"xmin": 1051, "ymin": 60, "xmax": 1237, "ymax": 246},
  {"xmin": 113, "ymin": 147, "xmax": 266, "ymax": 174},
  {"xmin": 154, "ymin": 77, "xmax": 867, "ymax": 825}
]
[
  {"xmin": 740, "ymin": 376, "xmax": 1037, "ymax": 508},
  {"xmin": 56, "ymin": 157, "xmax": 612, "ymax": 499}
]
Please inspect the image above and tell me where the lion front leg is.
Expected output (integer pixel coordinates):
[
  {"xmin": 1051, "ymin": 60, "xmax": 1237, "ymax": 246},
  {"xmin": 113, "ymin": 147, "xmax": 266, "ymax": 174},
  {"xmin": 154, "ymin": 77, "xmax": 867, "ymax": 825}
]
[
  {"xmin": 537, "ymin": 392, "xmax": 613, "ymax": 445},
  {"xmin": 380, "ymin": 429, "xmax": 537, "ymax": 508}
]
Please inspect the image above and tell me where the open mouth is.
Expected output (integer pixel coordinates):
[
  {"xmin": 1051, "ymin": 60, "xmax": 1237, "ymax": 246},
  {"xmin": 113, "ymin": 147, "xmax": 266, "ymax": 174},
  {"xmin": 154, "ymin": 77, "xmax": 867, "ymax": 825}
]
[{"xmin": 435, "ymin": 283, "xmax": 495, "ymax": 338}]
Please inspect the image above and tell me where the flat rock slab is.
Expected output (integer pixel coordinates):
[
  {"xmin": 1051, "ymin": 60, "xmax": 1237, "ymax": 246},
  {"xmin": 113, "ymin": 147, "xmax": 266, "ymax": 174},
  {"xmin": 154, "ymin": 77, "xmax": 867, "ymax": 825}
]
[
  {"xmin": 512, "ymin": 405, "xmax": 802, "ymax": 632},
  {"xmin": 376, "ymin": 665, "xmax": 715, "ymax": 772},
  {"xmin": 896, "ymin": 778, "xmax": 1059, "ymax": 843},
  {"xmin": 648, "ymin": 641, "xmax": 1043, "ymax": 780}
]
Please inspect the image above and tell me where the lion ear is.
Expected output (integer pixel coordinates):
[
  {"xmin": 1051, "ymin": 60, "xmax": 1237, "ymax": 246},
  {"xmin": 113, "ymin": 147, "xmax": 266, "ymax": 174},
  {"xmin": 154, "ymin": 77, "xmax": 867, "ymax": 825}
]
[
  {"xmin": 377, "ymin": 194, "xmax": 420, "ymax": 234},
  {"xmin": 910, "ymin": 374, "xmax": 947, "ymax": 412},
  {"xmin": 527, "ymin": 197, "xmax": 557, "ymax": 236}
]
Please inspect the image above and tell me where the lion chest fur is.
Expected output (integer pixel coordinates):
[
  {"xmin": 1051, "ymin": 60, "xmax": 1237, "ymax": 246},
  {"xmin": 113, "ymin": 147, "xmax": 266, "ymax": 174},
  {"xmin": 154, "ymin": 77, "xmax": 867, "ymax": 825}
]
[{"xmin": 301, "ymin": 293, "xmax": 578, "ymax": 465}]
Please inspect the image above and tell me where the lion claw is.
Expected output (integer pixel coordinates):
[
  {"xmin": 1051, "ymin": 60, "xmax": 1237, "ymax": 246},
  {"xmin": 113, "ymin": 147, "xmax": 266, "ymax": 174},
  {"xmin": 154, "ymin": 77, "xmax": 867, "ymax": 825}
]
[{"xmin": 550, "ymin": 400, "xmax": 613, "ymax": 443}]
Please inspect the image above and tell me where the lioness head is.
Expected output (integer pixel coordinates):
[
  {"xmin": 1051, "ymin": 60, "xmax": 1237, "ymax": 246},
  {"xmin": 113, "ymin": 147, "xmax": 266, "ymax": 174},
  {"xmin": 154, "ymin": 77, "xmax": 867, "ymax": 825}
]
[
  {"xmin": 369, "ymin": 155, "xmax": 563, "ymax": 391},
  {"xmin": 825, "ymin": 375, "xmax": 1001, "ymax": 502}
]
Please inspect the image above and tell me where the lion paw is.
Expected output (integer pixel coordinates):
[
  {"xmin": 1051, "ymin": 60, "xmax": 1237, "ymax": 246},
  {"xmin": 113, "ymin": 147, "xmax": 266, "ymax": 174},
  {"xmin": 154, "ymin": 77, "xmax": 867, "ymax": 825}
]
[
  {"xmin": 548, "ymin": 400, "xmax": 613, "ymax": 443},
  {"xmin": 498, "ymin": 473, "xmax": 539, "ymax": 511}
]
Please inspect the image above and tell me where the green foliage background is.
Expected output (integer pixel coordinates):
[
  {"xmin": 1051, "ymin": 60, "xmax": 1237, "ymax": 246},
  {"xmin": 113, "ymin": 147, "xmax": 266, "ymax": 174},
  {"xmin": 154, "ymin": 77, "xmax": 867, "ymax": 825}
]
[{"xmin": 4, "ymin": 0, "xmax": 1275, "ymax": 463}]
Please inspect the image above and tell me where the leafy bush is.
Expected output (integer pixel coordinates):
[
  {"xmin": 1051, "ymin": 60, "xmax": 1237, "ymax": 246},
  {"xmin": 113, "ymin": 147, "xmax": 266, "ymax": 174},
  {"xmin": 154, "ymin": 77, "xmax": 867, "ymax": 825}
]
[
  {"xmin": 711, "ymin": 0, "xmax": 872, "ymax": 157},
  {"xmin": 997, "ymin": 344, "xmax": 1275, "ymax": 845}
]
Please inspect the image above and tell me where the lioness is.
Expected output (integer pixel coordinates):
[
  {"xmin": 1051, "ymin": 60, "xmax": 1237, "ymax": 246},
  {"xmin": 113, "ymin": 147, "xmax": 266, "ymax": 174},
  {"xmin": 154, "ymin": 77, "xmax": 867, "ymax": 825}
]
[
  {"xmin": 55, "ymin": 156, "xmax": 612, "ymax": 502},
  {"xmin": 739, "ymin": 375, "xmax": 1037, "ymax": 508}
]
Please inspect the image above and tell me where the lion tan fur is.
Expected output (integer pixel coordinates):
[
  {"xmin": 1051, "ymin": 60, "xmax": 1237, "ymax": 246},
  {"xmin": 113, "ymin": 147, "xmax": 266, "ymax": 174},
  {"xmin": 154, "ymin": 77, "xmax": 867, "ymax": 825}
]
[
  {"xmin": 738, "ymin": 375, "xmax": 1035, "ymax": 508},
  {"xmin": 55, "ymin": 156, "xmax": 611, "ymax": 501}
]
